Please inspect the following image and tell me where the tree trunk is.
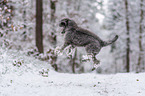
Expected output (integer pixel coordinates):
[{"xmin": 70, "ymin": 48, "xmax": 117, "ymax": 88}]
[
  {"xmin": 137, "ymin": 0, "xmax": 144, "ymax": 73},
  {"xmin": 22, "ymin": 0, "xmax": 27, "ymax": 41},
  {"xmin": 36, "ymin": 0, "xmax": 43, "ymax": 53},
  {"xmin": 49, "ymin": 0, "xmax": 58, "ymax": 71},
  {"xmin": 49, "ymin": 0, "xmax": 57, "ymax": 46},
  {"xmin": 124, "ymin": 0, "xmax": 130, "ymax": 72},
  {"xmin": 69, "ymin": 48, "xmax": 77, "ymax": 73}
]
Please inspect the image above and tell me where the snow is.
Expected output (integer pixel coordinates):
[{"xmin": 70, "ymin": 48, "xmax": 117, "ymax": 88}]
[{"xmin": 0, "ymin": 48, "xmax": 145, "ymax": 96}]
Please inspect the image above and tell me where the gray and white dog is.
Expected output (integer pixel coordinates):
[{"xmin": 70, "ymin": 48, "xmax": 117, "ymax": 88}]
[{"xmin": 59, "ymin": 18, "xmax": 118, "ymax": 70}]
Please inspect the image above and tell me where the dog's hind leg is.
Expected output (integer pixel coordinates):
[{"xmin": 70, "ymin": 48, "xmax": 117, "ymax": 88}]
[
  {"xmin": 91, "ymin": 53, "xmax": 100, "ymax": 71},
  {"xmin": 85, "ymin": 43, "xmax": 101, "ymax": 71}
]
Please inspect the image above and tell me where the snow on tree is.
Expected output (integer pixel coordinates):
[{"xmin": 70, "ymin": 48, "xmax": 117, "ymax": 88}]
[
  {"xmin": 0, "ymin": 0, "xmax": 144, "ymax": 73},
  {"xmin": 104, "ymin": 0, "xmax": 145, "ymax": 73}
]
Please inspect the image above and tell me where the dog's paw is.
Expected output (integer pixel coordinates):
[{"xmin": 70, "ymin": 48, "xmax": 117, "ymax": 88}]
[
  {"xmin": 54, "ymin": 46, "xmax": 63, "ymax": 56},
  {"xmin": 92, "ymin": 63, "xmax": 100, "ymax": 71},
  {"xmin": 82, "ymin": 55, "xmax": 92, "ymax": 62},
  {"xmin": 92, "ymin": 67, "xmax": 96, "ymax": 71},
  {"xmin": 94, "ymin": 60, "xmax": 100, "ymax": 64},
  {"xmin": 81, "ymin": 59, "xmax": 91, "ymax": 62}
]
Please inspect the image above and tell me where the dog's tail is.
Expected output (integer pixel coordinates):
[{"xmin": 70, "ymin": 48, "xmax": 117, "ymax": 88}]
[{"xmin": 102, "ymin": 35, "xmax": 118, "ymax": 47}]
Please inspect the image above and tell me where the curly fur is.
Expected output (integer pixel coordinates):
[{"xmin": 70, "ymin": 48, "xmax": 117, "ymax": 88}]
[{"xmin": 59, "ymin": 18, "xmax": 118, "ymax": 70}]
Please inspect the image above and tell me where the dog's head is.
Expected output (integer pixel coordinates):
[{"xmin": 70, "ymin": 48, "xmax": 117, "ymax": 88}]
[{"xmin": 59, "ymin": 18, "xmax": 77, "ymax": 34}]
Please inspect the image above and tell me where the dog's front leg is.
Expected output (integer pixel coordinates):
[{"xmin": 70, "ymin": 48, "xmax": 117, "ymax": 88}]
[
  {"xmin": 60, "ymin": 42, "xmax": 70, "ymax": 51},
  {"xmin": 91, "ymin": 53, "xmax": 100, "ymax": 71},
  {"xmin": 55, "ymin": 42, "xmax": 70, "ymax": 55}
]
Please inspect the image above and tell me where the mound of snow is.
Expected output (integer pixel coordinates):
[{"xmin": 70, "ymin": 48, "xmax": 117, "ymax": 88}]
[{"xmin": 0, "ymin": 48, "xmax": 145, "ymax": 96}]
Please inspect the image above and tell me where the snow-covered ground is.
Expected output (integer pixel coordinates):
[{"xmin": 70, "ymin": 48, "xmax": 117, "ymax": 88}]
[{"xmin": 0, "ymin": 48, "xmax": 145, "ymax": 96}]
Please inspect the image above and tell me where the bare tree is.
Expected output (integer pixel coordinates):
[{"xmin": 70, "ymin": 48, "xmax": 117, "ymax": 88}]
[
  {"xmin": 137, "ymin": 0, "xmax": 144, "ymax": 73},
  {"xmin": 36, "ymin": 0, "xmax": 43, "ymax": 53},
  {"xmin": 49, "ymin": 0, "xmax": 57, "ymax": 46},
  {"xmin": 49, "ymin": 0, "xmax": 58, "ymax": 71},
  {"xmin": 124, "ymin": 0, "xmax": 130, "ymax": 72},
  {"xmin": 22, "ymin": 0, "xmax": 27, "ymax": 41}
]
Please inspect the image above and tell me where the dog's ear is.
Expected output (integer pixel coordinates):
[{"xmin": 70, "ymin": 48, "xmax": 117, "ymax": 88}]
[
  {"xmin": 63, "ymin": 18, "xmax": 69, "ymax": 26},
  {"xmin": 67, "ymin": 20, "xmax": 77, "ymax": 27}
]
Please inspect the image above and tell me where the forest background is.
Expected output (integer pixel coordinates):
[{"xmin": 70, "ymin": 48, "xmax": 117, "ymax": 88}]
[{"xmin": 0, "ymin": 0, "xmax": 145, "ymax": 74}]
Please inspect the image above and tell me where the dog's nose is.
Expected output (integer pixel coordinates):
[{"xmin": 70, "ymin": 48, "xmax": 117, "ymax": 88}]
[{"xmin": 59, "ymin": 21, "xmax": 65, "ymax": 27}]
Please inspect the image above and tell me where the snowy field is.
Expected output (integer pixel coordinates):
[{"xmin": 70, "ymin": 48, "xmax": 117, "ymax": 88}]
[{"xmin": 0, "ymin": 48, "xmax": 145, "ymax": 96}]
